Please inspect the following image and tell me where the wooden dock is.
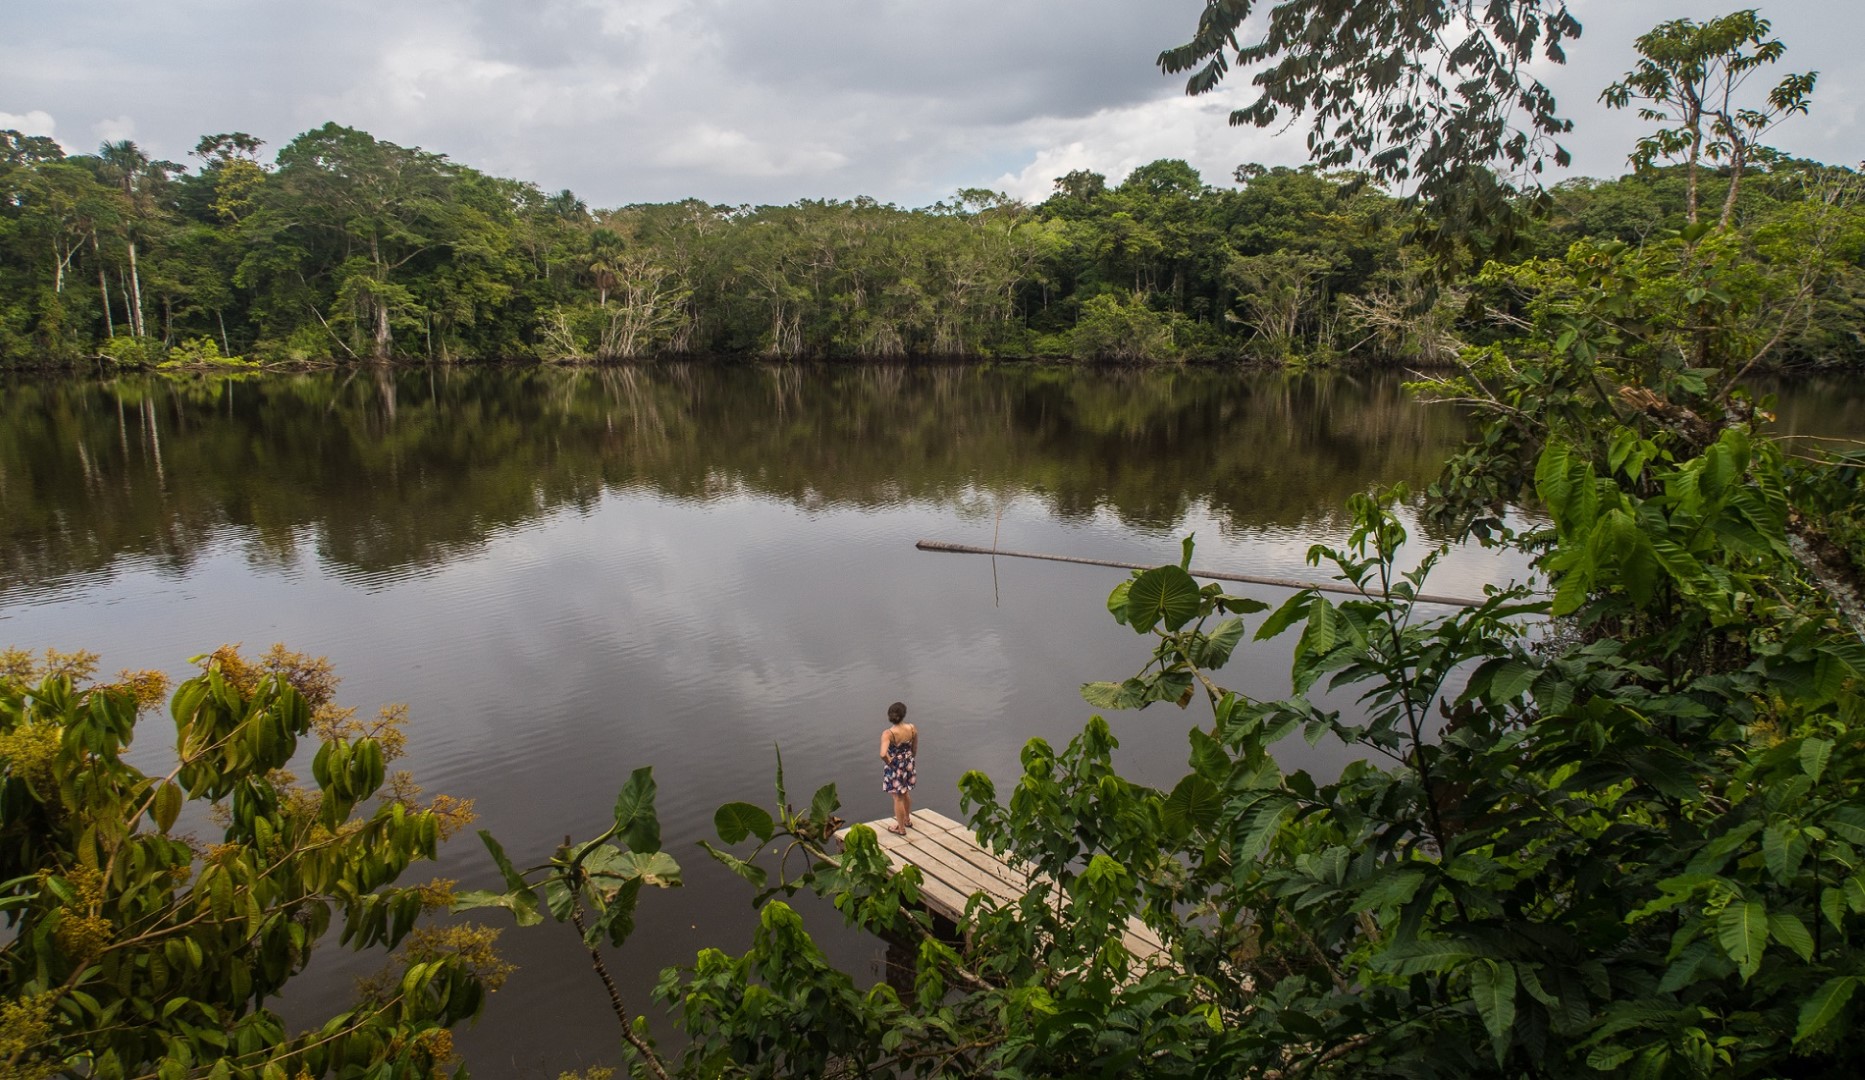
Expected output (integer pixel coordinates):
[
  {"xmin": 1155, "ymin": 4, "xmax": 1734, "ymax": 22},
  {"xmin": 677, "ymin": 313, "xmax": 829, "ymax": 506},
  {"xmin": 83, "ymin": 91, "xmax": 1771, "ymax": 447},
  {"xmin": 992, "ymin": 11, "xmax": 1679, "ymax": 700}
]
[{"xmin": 836, "ymin": 808, "xmax": 1168, "ymax": 965}]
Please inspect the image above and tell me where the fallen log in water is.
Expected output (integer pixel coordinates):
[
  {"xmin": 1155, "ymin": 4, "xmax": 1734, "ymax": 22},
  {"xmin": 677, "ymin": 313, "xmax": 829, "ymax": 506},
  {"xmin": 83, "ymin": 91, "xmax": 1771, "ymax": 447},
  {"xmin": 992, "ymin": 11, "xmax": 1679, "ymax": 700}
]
[{"xmin": 915, "ymin": 539, "xmax": 1489, "ymax": 608}]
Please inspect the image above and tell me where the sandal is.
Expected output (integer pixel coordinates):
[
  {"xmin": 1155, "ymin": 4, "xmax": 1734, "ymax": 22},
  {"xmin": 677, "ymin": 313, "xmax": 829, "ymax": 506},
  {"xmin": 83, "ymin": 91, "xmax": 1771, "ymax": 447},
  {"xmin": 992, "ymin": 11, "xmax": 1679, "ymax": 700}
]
[{"xmin": 886, "ymin": 824, "xmax": 908, "ymax": 836}]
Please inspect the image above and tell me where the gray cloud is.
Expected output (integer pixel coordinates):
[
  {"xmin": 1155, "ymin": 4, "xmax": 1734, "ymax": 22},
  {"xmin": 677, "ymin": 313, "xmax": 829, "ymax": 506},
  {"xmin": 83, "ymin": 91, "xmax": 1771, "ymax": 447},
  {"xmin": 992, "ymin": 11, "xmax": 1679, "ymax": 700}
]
[{"xmin": 2, "ymin": 0, "xmax": 1857, "ymax": 209}]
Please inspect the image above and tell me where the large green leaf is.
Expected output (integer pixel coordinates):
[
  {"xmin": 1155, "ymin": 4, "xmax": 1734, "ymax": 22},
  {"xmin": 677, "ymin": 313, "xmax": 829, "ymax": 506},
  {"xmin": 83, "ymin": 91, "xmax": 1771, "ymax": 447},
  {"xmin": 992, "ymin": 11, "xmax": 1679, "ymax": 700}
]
[
  {"xmin": 1828, "ymin": 807, "xmax": 1865, "ymax": 846},
  {"xmin": 1106, "ymin": 580, "xmax": 1133, "ymax": 626},
  {"xmin": 701, "ymin": 840, "xmax": 768, "ymax": 891},
  {"xmin": 1192, "ymin": 617, "xmax": 1246, "ymax": 669},
  {"xmin": 587, "ymin": 877, "xmax": 644, "ymax": 949},
  {"xmin": 1187, "ymin": 727, "xmax": 1229, "ymax": 780},
  {"xmin": 1124, "ymin": 565, "xmax": 1202, "ymax": 633},
  {"xmin": 1161, "ymin": 774, "xmax": 1221, "ymax": 837},
  {"xmin": 715, "ymin": 802, "xmax": 774, "ymax": 845},
  {"xmin": 1376, "ymin": 937, "xmax": 1481, "ymax": 976},
  {"xmin": 1794, "ymin": 976, "xmax": 1860, "ymax": 1044},
  {"xmin": 470, "ymin": 829, "xmax": 542, "ymax": 926},
  {"xmin": 1799, "ymin": 737, "xmax": 1834, "ymax": 783},
  {"xmin": 1470, "ymin": 959, "xmax": 1517, "ymax": 1064},
  {"xmin": 1352, "ymin": 867, "xmax": 1427, "ymax": 912},
  {"xmin": 584, "ymin": 847, "xmax": 683, "ymax": 893},
  {"xmin": 1254, "ymin": 591, "xmax": 1314, "ymax": 641},
  {"xmin": 1717, "ymin": 900, "xmax": 1768, "ymax": 981},
  {"xmin": 612, "ymin": 766, "xmax": 660, "ymax": 854},
  {"xmin": 1767, "ymin": 912, "xmax": 1813, "ymax": 961},
  {"xmin": 807, "ymin": 783, "xmax": 839, "ymax": 828},
  {"xmin": 451, "ymin": 888, "xmax": 544, "ymax": 927}
]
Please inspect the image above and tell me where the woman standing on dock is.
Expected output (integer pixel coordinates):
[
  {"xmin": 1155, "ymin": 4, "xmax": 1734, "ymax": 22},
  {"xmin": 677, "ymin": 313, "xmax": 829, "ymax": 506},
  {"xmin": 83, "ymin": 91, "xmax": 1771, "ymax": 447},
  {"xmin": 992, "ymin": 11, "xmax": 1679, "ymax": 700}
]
[{"xmin": 880, "ymin": 701, "xmax": 917, "ymax": 835}]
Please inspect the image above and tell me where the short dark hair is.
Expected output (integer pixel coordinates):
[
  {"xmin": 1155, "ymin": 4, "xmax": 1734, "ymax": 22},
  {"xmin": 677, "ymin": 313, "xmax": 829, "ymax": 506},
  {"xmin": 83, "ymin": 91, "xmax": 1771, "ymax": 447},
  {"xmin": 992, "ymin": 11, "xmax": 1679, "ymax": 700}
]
[{"xmin": 886, "ymin": 702, "xmax": 907, "ymax": 725}]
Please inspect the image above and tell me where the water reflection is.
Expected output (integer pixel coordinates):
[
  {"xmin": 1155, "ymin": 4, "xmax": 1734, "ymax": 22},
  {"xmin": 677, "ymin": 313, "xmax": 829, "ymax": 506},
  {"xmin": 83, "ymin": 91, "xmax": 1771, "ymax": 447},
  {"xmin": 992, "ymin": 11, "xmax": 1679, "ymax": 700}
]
[{"xmin": 0, "ymin": 365, "xmax": 1473, "ymax": 592}]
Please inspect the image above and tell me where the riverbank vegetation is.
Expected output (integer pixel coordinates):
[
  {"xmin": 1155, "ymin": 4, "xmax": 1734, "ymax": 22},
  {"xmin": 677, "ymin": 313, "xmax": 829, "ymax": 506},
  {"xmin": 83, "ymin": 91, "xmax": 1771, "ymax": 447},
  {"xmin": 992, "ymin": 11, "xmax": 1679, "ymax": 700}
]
[{"xmin": 2, "ymin": 133, "xmax": 1859, "ymax": 368}]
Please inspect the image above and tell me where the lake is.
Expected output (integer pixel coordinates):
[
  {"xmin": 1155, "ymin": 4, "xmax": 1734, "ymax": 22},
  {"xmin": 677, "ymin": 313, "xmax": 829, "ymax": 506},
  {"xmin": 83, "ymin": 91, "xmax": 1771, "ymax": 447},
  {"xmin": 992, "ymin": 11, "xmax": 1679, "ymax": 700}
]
[{"xmin": 2, "ymin": 363, "xmax": 1859, "ymax": 1074}]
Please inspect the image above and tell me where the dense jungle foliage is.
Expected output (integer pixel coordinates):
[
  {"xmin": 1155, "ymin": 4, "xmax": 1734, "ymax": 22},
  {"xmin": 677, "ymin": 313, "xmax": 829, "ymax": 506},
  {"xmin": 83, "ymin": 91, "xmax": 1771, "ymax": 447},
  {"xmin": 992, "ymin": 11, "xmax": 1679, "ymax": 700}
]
[{"xmin": 1, "ymin": 126, "xmax": 1860, "ymax": 367}]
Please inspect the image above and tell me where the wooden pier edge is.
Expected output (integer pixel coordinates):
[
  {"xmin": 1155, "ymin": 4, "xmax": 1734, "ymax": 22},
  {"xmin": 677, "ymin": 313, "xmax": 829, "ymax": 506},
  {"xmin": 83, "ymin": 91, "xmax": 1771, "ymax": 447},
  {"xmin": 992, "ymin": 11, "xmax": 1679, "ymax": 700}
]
[{"xmin": 835, "ymin": 808, "xmax": 1167, "ymax": 963}]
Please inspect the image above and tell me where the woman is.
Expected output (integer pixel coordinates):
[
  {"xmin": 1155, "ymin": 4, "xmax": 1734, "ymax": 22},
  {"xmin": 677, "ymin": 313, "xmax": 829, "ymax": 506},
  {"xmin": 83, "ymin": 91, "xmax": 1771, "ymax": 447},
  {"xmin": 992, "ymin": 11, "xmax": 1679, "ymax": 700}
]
[{"xmin": 879, "ymin": 701, "xmax": 917, "ymax": 835}]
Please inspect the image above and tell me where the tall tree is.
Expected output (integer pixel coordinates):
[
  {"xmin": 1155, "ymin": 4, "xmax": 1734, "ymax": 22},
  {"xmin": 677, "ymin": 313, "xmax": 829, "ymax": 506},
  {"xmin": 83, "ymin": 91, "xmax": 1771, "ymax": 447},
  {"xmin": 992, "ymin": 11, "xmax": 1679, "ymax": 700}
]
[
  {"xmin": 1601, "ymin": 10, "xmax": 1817, "ymax": 228},
  {"xmin": 1161, "ymin": 0, "xmax": 1581, "ymax": 253},
  {"xmin": 94, "ymin": 140, "xmax": 179, "ymax": 338}
]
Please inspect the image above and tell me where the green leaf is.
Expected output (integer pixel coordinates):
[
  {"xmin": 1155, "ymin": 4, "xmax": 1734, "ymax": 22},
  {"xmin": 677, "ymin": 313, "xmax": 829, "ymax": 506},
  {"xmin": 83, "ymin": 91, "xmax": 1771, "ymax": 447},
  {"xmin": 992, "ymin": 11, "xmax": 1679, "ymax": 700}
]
[
  {"xmin": 451, "ymin": 888, "xmax": 544, "ymax": 927},
  {"xmin": 1194, "ymin": 617, "xmax": 1246, "ymax": 669},
  {"xmin": 1187, "ymin": 728, "xmax": 1228, "ymax": 780},
  {"xmin": 1254, "ymin": 591, "xmax": 1313, "ymax": 641},
  {"xmin": 1125, "ymin": 565, "xmax": 1203, "ymax": 633},
  {"xmin": 1656, "ymin": 940, "xmax": 1714, "ymax": 994},
  {"xmin": 1161, "ymin": 774, "xmax": 1221, "ymax": 837},
  {"xmin": 1488, "ymin": 658, "xmax": 1538, "ymax": 704},
  {"xmin": 1762, "ymin": 823, "xmax": 1805, "ymax": 884},
  {"xmin": 1353, "ymin": 867, "xmax": 1427, "ymax": 911},
  {"xmin": 1299, "ymin": 598, "xmax": 1338, "ymax": 657},
  {"xmin": 584, "ymin": 849, "xmax": 682, "ymax": 891},
  {"xmin": 1470, "ymin": 959, "xmax": 1517, "ymax": 1064},
  {"xmin": 474, "ymin": 830, "xmax": 543, "ymax": 927},
  {"xmin": 1799, "ymin": 737, "xmax": 1834, "ymax": 783},
  {"xmin": 1180, "ymin": 534, "xmax": 1196, "ymax": 570},
  {"xmin": 1717, "ymin": 900, "xmax": 1768, "ymax": 981},
  {"xmin": 1767, "ymin": 912, "xmax": 1814, "ymax": 961},
  {"xmin": 1106, "ymin": 580, "xmax": 1133, "ymax": 626},
  {"xmin": 1795, "ymin": 976, "xmax": 1860, "ymax": 1044},
  {"xmin": 1377, "ymin": 937, "xmax": 1480, "ymax": 976},
  {"xmin": 701, "ymin": 840, "xmax": 768, "ymax": 892},
  {"xmin": 1822, "ymin": 886, "xmax": 1847, "ymax": 931},
  {"xmin": 807, "ymin": 783, "xmax": 839, "ymax": 828},
  {"xmin": 1080, "ymin": 677, "xmax": 1149, "ymax": 711},
  {"xmin": 715, "ymin": 802, "xmax": 774, "ymax": 845},
  {"xmin": 1587, "ymin": 1046, "xmax": 1636, "ymax": 1072},
  {"xmin": 588, "ymin": 877, "xmax": 644, "ymax": 949},
  {"xmin": 612, "ymin": 767, "xmax": 660, "ymax": 853},
  {"xmin": 1828, "ymin": 807, "xmax": 1865, "ymax": 846},
  {"xmin": 151, "ymin": 781, "xmax": 183, "ymax": 834},
  {"xmin": 1233, "ymin": 794, "xmax": 1295, "ymax": 860}
]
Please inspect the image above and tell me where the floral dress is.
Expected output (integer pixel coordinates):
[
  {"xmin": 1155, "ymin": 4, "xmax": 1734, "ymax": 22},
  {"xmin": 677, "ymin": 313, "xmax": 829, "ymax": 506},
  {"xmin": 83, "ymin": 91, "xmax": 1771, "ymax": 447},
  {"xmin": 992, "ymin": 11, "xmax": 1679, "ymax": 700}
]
[{"xmin": 882, "ymin": 732, "xmax": 917, "ymax": 794}]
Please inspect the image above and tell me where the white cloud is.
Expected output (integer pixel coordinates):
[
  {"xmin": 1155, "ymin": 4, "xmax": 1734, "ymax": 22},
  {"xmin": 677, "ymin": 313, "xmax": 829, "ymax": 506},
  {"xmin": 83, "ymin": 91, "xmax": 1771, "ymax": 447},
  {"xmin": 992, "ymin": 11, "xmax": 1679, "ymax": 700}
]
[
  {"xmin": 993, "ymin": 88, "xmax": 1299, "ymax": 201},
  {"xmin": 0, "ymin": 109, "xmax": 59, "ymax": 140}
]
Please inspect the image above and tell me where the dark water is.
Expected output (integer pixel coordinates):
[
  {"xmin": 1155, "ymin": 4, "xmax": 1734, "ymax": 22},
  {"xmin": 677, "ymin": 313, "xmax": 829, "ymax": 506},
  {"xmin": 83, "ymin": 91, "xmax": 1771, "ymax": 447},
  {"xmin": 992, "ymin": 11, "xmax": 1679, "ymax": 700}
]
[{"xmin": 1, "ymin": 364, "xmax": 1857, "ymax": 1074}]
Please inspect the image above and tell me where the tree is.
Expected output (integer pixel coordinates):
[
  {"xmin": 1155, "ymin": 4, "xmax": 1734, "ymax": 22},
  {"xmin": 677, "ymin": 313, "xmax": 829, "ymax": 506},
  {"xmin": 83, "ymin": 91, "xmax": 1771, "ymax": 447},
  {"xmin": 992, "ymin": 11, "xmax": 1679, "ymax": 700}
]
[
  {"xmin": 1601, "ymin": 10, "xmax": 1817, "ymax": 228},
  {"xmin": 1160, "ymin": 0, "xmax": 1580, "ymax": 250},
  {"xmin": 95, "ymin": 141, "xmax": 181, "ymax": 340},
  {"xmin": 246, "ymin": 125, "xmax": 460, "ymax": 359},
  {"xmin": 0, "ymin": 645, "xmax": 501, "ymax": 1078}
]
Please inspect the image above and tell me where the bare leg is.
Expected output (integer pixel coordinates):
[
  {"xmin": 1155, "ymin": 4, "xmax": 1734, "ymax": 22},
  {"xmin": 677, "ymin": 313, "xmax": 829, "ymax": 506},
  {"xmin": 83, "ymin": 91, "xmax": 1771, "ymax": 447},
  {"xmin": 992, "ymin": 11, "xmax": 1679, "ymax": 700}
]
[
  {"xmin": 903, "ymin": 792, "xmax": 913, "ymax": 828},
  {"xmin": 889, "ymin": 793, "xmax": 908, "ymax": 833}
]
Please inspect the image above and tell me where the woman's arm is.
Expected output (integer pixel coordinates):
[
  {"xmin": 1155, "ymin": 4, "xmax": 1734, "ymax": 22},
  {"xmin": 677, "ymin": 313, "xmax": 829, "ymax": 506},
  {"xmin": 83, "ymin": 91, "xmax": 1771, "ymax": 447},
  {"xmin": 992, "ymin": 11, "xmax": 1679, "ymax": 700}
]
[{"xmin": 880, "ymin": 729, "xmax": 892, "ymax": 760}]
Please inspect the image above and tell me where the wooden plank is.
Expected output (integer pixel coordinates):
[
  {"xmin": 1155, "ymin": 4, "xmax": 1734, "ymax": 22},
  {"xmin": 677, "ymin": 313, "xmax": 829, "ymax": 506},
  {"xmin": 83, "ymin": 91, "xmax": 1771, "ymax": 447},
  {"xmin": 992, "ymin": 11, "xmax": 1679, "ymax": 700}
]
[
  {"xmin": 907, "ymin": 825, "xmax": 1033, "ymax": 894},
  {"xmin": 908, "ymin": 811, "xmax": 1167, "ymax": 956},
  {"xmin": 884, "ymin": 832, "xmax": 1013, "ymax": 904},
  {"xmin": 863, "ymin": 828, "xmax": 974, "ymax": 922},
  {"xmin": 838, "ymin": 810, "xmax": 1170, "ymax": 965}
]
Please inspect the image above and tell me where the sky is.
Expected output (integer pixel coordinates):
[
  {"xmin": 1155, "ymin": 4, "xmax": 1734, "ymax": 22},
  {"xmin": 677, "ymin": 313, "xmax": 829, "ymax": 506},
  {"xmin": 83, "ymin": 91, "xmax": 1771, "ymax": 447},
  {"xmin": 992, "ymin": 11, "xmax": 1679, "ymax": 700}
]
[{"xmin": 3, "ymin": 1, "xmax": 1859, "ymax": 209}]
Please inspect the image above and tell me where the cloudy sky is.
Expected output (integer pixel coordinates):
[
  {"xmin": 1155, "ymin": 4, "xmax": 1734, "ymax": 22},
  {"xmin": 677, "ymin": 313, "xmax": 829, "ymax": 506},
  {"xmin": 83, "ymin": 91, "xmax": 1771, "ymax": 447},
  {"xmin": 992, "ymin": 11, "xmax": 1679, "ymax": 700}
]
[{"xmin": 4, "ymin": 1, "xmax": 1859, "ymax": 209}]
